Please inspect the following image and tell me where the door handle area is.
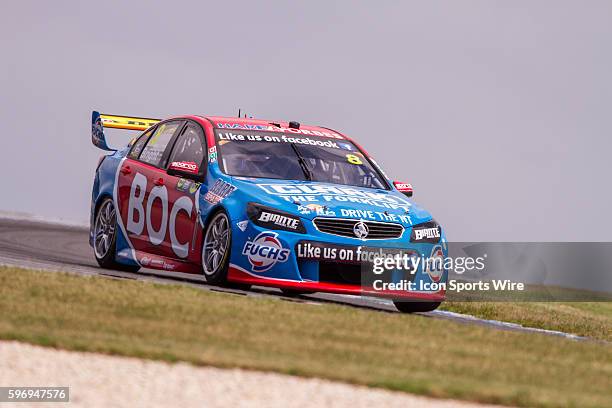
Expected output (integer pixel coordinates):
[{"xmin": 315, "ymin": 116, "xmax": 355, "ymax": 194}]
[
  {"xmin": 120, "ymin": 166, "xmax": 132, "ymax": 175},
  {"xmin": 154, "ymin": 177, "xmax": 165, "ymax": 186}
]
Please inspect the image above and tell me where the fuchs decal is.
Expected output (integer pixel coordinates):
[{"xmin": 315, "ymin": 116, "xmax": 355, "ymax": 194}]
[
  {"xmin": 125, "ymin": 171, "xmax": 194, "ymax": 258},
  {"xmin": 204, "ymin": 179, "xmax": 236, "ymax": 204},
  {"xmin": 169, "ymin": 161, "xmax": 198, "ymax": 173},
  {"xmin": 242, "ymin": 231, "xmax": 290, "ymax": 273}
]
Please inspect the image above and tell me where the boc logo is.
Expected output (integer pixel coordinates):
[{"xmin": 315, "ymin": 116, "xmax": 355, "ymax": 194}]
[{"xmin": 242, "ymin": 231, "xmax": 290, "ymax": 273}]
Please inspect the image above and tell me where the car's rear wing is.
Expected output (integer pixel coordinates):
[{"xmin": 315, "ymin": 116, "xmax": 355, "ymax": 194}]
[{"xmin": 91, "ymin": 111, "xmax": 161, "ymax": 151}]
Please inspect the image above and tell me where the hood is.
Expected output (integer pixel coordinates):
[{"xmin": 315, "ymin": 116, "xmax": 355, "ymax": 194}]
[{"xmin": 229, "ymin": 177, "xmax": 433, "ymax": 226}]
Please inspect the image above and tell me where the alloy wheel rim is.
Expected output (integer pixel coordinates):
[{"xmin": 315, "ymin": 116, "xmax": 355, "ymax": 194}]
[
  {"xmin": 94, "ymin": 200, "xmax": 116, "ymax": 259},
  {"xmin": 202, "ymin": 214, "xmax": 229, "ymax": 276}
]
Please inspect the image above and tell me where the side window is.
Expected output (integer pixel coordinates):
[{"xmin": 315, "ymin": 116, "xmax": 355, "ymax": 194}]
[
  {"xmin": 128, "ymin": 128, "xmax": 152, "ymax": 160},
  {"xmin": 139, "ymin": 121, "xmax": 182, "ymax": 167},
  {"xmin": 168, "ymin": 123, "xmax": 205, "ymax": 171}
]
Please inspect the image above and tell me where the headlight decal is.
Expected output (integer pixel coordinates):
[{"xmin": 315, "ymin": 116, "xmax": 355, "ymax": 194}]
[
  {"xmin": 247, "ymin": 203, "xmax": 306, "ymax": 233},
  {"xmin": 410, "ymin": 220, "xmax": 441, "ymax": 243}
]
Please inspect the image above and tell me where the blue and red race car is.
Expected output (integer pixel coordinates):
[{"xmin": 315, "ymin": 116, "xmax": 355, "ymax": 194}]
[{"xmin": 90, "ymin": 112, "xmax": 447, "ymax": 312}]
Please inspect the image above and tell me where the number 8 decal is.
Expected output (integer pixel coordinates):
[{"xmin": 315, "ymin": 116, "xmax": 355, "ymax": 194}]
[{"xmin": 346, "ymin": 153, "xmax": 363, "ymax": 165}]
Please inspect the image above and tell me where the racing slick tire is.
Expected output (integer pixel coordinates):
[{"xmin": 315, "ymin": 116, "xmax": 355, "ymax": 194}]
[
  {"xmin": 201, "ymin": 211, "xmax": 232, "ymax": 285},
  {"xmin": 93, "ymin": 198, "xmax": 140, "ymax": 273},
  {"xmin": 393, "ymin": 301, "xmax": 441, "ymax": 313}
]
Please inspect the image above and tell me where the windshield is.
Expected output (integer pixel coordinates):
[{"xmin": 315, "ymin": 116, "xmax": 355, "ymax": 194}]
[{"xmin": 214, "ymin": 130, "xmax": 388, "ymax": 190}]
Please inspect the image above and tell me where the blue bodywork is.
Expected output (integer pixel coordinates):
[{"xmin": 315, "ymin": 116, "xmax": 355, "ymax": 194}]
[{"xmin": 90, "ymin": 121, "xmax": 447, "ymax": 297}]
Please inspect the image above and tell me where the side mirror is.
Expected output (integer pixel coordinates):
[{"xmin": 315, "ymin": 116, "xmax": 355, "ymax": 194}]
[
  {"xmin": 167, "ymin": 161, "xmax": 204, "ymax": 182},
  {"xmin": 393, "ymin": 181, "xmax": 413, "ymax": 197}
]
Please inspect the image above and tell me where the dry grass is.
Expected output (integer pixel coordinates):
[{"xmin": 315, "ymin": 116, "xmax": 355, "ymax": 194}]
[
  {"xmin": 0, "ymin": 266, "xmax": 610, "ymax": 407},
  {"xmin": 442, "ymin": 301, "xmax": 612, "ymax": 341}
]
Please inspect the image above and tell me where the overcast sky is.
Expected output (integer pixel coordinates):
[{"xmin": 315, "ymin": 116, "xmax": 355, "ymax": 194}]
[{"xmin": 1, "ymin": 0, "xmax": 610, "ymax": 241}]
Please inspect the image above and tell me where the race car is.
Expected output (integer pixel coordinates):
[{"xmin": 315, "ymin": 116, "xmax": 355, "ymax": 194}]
[{"xmin": 89, "ymin": 112, "xmax": 447, "ymax": 312}]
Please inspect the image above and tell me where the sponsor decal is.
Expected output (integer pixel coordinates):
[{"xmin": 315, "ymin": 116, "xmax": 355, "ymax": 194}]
[
  {"xmin": 248, "ymin": 203, "xmax": 306, "ymax": 233},
  {"xmin": 176, "ymin": 178, "xmax": 191, "ymax": 193},
  {"xmin": 139, "ymin": 255, "xmax": 177, "ymax": 271},
  {"xmin": 410, "ymin": 221, "xmax": 441, "ymax": 243},
  {"xmin": 425, "ymin": 245, "xmax": 445, "ymax": 282},
  {"xmin": 169, "ymin": 161, "xmax": 198, "ymax": 173},
  {"xmin": 242, "ymin": 231, "xmax": 290, "ymax": 273},
  {"xmin": 208, "ymin": 146, "xmax": 218, "ymax": 163},
  {"xmin": 204, "ymin": 179, "xmax": 237, "ymax": 205},
  {"xmin": 394, "ymin": 182, "xmax": 413, "ymax": 193},
  {"xmin": 393, "ymin": 181, "xmax": 413, "ymax": 197},
  {"xmin": 296, "ymin": 241, "xmax": 417, "ymax": 265},
  {"xmin": 125, "ymin": 172, "xmax": 194, "ymax": 258},
  {"xmin": 414, "ymin": 227, "xmax": 440, "ymax": 241},
  {"xmin": 189, "ymin": 182, "xmax": 201, "ymax": 194},
  {"xmin": 297, "ymin": 203, "xmax": 336, "ymax": 217},
  {"xmin": 215, "ymin": 123, "xmax": 344, "ymax": 139},
  {"xmin": 258, "ymin": 211, "xmax": 300, "ymax": 230},
  {"xmin": 258, "ymin": 183, "xmax": 412, "ymax": 213},
  {"xmin": 236, "ymin": 220, "xmax": 249, "ymax": 232},
  {"xmin": 338, "ymin": 142, "xmax": 353, "ymax": 151},
  {"xmin": 176, "ymin": 179, "xmax": 201, "ymax": 195},
  {"xmin": 217, "ymin": 132, "xmax": 340, "ymax": 149}
]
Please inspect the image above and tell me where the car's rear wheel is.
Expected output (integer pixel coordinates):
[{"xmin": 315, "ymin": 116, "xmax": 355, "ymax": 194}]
[
  {"xmin": 202, "ymin": 211, "xmax": 232, "ymax": 284},
  {"xmin": 393, "ymin": 301, "xmax": 441, "ymax": 313},
  {"xmin": 93, "ymin": 198, "xmax": 140, "ymax": 272}
]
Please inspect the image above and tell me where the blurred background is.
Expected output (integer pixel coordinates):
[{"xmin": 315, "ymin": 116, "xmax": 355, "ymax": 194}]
[{"xmin": 1, "ymin": 0, "xmax": 610, "ymax": 241}]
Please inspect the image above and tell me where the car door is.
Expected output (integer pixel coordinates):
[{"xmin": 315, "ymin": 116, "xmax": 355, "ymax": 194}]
[
  {"xmin": 116, "ymin": 120, "xmax": 185, "ymax": 258},
  {"xmin": 163, "ymin": 121, "xmax": 207, "ymax": 263}
]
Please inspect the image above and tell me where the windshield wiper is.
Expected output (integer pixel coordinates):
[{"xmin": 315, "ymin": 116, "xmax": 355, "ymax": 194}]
[{"xmin": 290, "ymin": 144, "xmax": 312, "ymax": 180}]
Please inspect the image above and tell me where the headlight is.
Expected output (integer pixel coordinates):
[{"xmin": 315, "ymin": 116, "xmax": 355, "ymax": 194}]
[
  {"xmin": 410, "ymin": 220, "xmax": 441, "ymax": 243},
  {"xmin": 247, "ymin": 203, "xmax": 306, "ymax": 233}
]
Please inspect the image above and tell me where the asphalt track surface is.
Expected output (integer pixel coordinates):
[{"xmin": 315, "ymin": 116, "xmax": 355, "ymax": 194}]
[{"xmin": 0, "ymin": 215, "xmax": 589, "ymax": 341}]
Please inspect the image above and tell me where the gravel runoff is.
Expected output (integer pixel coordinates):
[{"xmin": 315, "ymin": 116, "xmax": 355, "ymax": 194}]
[{"xmin": 0, "ymin": 341, "xmax": 503, "ymax": 408}]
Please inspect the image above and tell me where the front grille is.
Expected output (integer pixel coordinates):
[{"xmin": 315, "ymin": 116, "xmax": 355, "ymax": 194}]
[{"xmin": 313, "ymin": 217, "xmax": 404, "ymax": 240}]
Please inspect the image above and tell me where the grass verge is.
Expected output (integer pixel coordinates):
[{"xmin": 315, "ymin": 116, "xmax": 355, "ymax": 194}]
[
  {"xmin": 0, "ymin": 266, "xmax": 610, "ymax": 407},
  {"xmin": 441, "ymin": 301, "xmax": 612, "ymax": 342}
]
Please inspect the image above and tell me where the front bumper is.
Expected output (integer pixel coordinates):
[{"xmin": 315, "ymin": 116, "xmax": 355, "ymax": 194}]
[{"xmin": 227, "ymin": 215, "xmax": 447, "ymax": 301}]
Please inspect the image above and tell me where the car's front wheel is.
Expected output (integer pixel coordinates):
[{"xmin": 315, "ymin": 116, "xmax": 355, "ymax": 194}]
[
  {"xmin": 393, "ymin": 301, "xmax": 441, "ymax": 313},
  {"xmin": 93, "ymin": 198, "xmax": 140, "ymax": 272},
  {"xmin": 201, "ymin": 211, "xmax": 232, "ymax": 284}
]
